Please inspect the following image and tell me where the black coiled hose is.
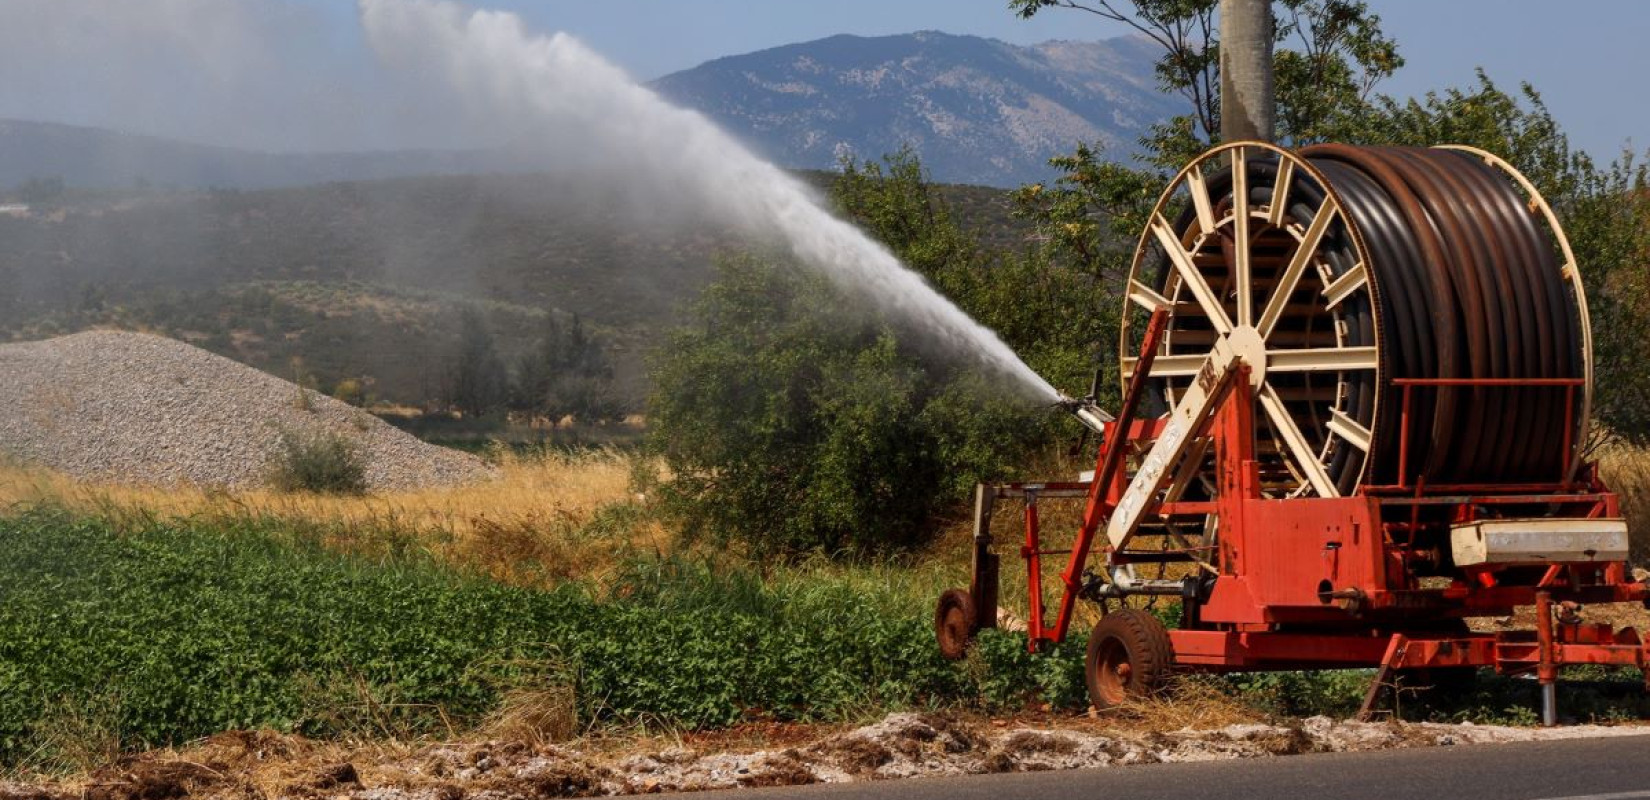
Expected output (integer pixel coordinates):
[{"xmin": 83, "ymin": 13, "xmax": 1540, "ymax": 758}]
[{"xmin": 1145, "ymin": 144, "xmax": 1583, "ymax": 490}]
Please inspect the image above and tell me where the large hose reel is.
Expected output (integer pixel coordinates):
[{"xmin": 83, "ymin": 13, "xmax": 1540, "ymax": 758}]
[{"xmin": 1121, "ymin": 142, "xmax": 1592, "ymax": 497}]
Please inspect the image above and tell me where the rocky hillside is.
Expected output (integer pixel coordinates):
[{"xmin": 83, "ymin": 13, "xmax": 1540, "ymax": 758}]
[{"xmin": 652, "ymin": 32, "xmax": 1180, "ymax": 186}]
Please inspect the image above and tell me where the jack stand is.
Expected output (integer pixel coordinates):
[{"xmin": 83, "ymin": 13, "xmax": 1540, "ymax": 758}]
[{"xmin": 1536, "ymin": 591, "xmax": 1559, "ymax": 727}]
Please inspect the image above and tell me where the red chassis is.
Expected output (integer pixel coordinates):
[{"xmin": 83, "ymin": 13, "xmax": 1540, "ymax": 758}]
[{"xmin": 939, "ymin": 320, "xmax": 1650, "ymax": 724}]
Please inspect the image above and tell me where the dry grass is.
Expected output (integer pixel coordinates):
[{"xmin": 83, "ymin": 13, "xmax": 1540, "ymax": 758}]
[
  {"xmin": 481, "ymin": 684, "xmax": 580, "ymax": 747},
  {"xmin": 0, "ymin": 448, "xmax": 669, "ymax": 587},
  {"xmin": 1598, "ymin": 441, "xmax": 1650, "ymax": 565},
  {"xmin": 1101, "ymin": 677, "xmax": 1266, "ymax": 732}
]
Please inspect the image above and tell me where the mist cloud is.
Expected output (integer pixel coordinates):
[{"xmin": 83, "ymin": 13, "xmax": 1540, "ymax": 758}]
[{"xmin": 0, "ymin": 0, "xmax": 502, "ymax": 152}]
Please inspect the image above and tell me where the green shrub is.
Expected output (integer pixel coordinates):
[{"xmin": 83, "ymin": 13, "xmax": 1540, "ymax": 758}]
[
  {"xmin": 267, "ymin": 429, "xmax": 368, "ymax": 494},
  {"xmin": 647, "ymin": 255, "xmax": 1051, "ymax": 557},
  {"xmin": 330, "ymin": 378, "xmax": 366, "ymax": 407}
]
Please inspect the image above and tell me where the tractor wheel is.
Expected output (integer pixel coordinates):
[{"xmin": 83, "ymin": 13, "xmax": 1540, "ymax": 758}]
[
  {"xmin": 1085, "ymin": 609, "xmax": 1174, "ymax": 709},
  {"xmin": 934, "ymin": 589, "xmax": 978, "ymax": 660}
]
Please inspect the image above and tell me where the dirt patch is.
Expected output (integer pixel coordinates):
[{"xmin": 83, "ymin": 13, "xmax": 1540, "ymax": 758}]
[
  {"xmin": 12, "ymin": 713, "xmax": 1650, "ymax": 799},
  {"xmin": 0, "ymin": 785, "xmax": 72, "ymax": 800},
  {"xmin": 82, "ymin": 760, "xmax": 255, "ymax": 800}
]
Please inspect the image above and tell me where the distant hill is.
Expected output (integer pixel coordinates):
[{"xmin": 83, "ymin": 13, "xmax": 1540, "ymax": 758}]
[
  {"xmin": 651, "ymin": 31, "xmax": 1180, "ymax": 187},
  {"xmin": 0, "ymin": 119, "xmax": 511, "ymax": 191},
  {"xmin": 0, "ymin": 32, "xmax": 1177, "ymax": 192},
  {"xmin": 0, "ymin": 171, "xmax": 1027, "ymax": 409}
]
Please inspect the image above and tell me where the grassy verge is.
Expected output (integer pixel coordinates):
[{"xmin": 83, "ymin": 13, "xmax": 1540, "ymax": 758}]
[
  {"xmin": 0, "ymin": 509, "xmax": 1088, "ymax": 772},
  {"xmin": 2, "ymin": 444, "xmax": 1649, "ymax": 774}
]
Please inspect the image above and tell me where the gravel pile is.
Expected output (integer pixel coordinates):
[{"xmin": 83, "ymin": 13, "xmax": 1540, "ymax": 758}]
[{"xmin": 0, "ymin": 330, "xmax": 492, "ymax": 491}]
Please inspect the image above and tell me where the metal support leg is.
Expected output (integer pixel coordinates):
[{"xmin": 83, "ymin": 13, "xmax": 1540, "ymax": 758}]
[
  {"xmin": 1358, "ymin": 634, "xmax": 1408, "ymax": 721},
  {"xmin": 1535, "ymin": 590, "xmax": 1559, "ymax": 727}
]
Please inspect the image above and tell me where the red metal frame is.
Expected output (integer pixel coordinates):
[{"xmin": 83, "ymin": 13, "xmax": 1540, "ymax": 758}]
[{"xmin": 992, "ymin": 360, "xmax": 1648, "ymax": 720}]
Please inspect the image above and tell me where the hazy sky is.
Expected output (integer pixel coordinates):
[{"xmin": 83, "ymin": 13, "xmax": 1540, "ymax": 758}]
[{"xmin": 1, "ymin": 0, "xmax": 1643, "ymax": 160}]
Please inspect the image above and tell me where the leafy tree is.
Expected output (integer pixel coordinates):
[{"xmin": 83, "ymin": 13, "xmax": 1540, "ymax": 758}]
[
  {"xmin": 649, "ymin": 153, "xmax": 1078, "ymax": 556},
  {"xmin": 831, "ymin": 147, "xmax": 980, "ymax": 278},
  {"xmin": 513, "ymin": 313, "xmax": 619, "ymax": 423},
  {"xmin": 647, "ymin": 254, "xmax": 1039, "ymax": 556},
  {"xmin": 444, "ymin": 306, "xmax": 507, "ymax": 417}
]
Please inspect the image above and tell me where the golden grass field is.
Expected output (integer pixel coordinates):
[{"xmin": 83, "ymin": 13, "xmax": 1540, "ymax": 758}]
[
  {"xmin": 0, "ymin": 448, "xmax": 674, "ymax": 587},
  {"xmin": 1600, "ymin": 443, "xmax": 1650, "ymax": 564},
  {"xmin": 2, "ymin": 439, "xmax": 1646, "ymax": 596}
]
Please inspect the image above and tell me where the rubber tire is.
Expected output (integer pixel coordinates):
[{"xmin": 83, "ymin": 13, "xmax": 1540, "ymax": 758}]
[
  {"xmin": 934, "ymin": 589, "xmax": 977, "ymax": 661},
  {"xmin": 1085, "ymin": 609, "xmax": 1174, "ymax": 709}
]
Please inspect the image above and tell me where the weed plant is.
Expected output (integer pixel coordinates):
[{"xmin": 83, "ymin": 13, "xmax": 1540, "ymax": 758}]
[{"xmin": 267, "ymin": 429, "xmax": 367, "ymax": 494}]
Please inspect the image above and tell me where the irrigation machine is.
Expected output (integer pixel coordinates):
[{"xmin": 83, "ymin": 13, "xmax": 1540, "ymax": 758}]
[{"xmin": 935, "ymin": 142, "xmax": 1650, "ymax": 725}]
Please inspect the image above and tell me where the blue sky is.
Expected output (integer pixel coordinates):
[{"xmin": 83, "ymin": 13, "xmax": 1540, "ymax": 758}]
[{"xmin": 2, "ymin": 0, "xmax": 1643, "ymax": 160}]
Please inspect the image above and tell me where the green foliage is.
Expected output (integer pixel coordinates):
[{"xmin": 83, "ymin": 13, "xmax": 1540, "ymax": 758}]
[
  {"xmin": 512, "ymin": 313, "xmax": 618, "ymax": 423},
  {"xmin": 1271, "ymin": 0, "xmax": 1403, "ymax": 144},
  {"xmin": 838, "ymin": 151, "xmax": 1114, "ymax": 397},
  {"xmin": 330, "ymin": 378, "xmax": 367, "ymax": 407},
  {"xmin": 267, "ymin": 429, "xmax": 368, "ymax": 495},
  {"xmin": 0, "ymin": 510, "xmax": 1086, "ymax": 767},
  {"xmin": 445, "ymin": 306, "xmax": 508, "ymax": 417},
  {"xmin": 832, "ymin": 148, "xmax": 981, "ymax": 277},
  {"xmin": 648, "ymin": 253, "xmax": 1042, "ymax": 556}
]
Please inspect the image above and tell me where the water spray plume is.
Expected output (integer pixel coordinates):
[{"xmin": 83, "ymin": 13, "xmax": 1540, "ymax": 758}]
[{"xmin": 357, "ymin": 0, "xmax": 1060, "ymax": 403}]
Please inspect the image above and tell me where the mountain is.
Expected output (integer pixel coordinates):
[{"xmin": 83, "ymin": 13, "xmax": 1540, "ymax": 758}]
[
  {"xmin": 651, "ymin": 31, "xmax": 1181, "ymax": 187},
  {"xmin": 1, "ymin": 32, "xmax": 1178, "ymax": 192}
]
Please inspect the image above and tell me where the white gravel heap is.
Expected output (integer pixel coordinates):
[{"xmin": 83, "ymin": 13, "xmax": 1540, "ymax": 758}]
[{"xmin": 0, "ymin": 330, "xmax": 492, "ymax": 491}]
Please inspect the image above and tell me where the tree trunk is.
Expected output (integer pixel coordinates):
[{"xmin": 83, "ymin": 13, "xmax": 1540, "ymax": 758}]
[{"xmin": 1219, "ymin": 0, "xmax": 1275, "ymax": 143}]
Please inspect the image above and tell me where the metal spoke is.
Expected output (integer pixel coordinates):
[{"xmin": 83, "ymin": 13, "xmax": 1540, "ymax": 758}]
[
  {"xmin": 1122, "ymin": 353, "xmax": 1205, "ymax": 379},
  {"xmin": 1259, "ymin": 384, "xmax": 1339, "ymax": 497},
  {"xmin": 1322, "ymin": 261, "xmax": 1367, "ymax": 310},
  {"xmin": 1232, "ymin": 147, "xmax": 1252, "ymax": 328},
  {"xmin": 1187, "ymin": 168, "xmax": 1217, "ymax": 235},
  {"xmin": 1268, "ymin": 159, "xmax": 1295, "ymax": 227},
  {"xmin": 1128, "ymin": 279, "xmax": 1173, "ymax": 312},
  {"xmin": 1327, "ymin": 408, "xmax": 1372, "ymax": 452},
  {"xmin": 1152, "ymin": 214, "xmax": 1232, "ymax": 335},
  {"xmin": 1268, "ymin": 346, "xmax": 1377, "ymax": 373},
  {"xmin": 1258, "ymin": 199, "xmax": 1339, "ymax": 338}
]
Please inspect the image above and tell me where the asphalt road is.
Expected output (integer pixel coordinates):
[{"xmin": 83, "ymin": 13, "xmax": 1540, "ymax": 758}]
[{"xmin": 693, "ymin": 734, "xmax": 1650, "ymax": 800}]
